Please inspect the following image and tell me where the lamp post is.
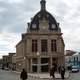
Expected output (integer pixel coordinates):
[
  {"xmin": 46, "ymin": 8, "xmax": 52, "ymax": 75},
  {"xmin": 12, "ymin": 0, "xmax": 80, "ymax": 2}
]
[
  {"xmin": 19, "ymin": 63, "xmax": 21, "ymax": 66},
  {"xmin": 23, "ymin": 57, "xmax": 26, "ymax": 69},
  {"xmin": 24, "ymin": 57, "xmax": 26, "ymax": 60},
  {"xmin": 37, "ymin": 52, "xmax": 40, "ymax": 78}
]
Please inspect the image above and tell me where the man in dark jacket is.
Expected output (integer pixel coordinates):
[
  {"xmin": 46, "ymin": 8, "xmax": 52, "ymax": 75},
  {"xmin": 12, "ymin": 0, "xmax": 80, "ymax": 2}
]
[
  {"xmin": 58, "ymin": 65, "xmax": 61, "ymax": 73},
  {"xmin": 61, "ymin": 66, "xmax": 65, "ymax": 80},
  {"xmin": 20, "ymin": 69, "xmax": 28, "ymax": 80},
  {"xmin": 50, "ymin": 66, "xmax": 55, "ymax": 79}
]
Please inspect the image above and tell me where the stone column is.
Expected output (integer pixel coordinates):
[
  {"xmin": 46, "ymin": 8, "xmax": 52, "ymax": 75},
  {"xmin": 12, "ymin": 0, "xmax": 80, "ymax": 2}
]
[
  {"xmin": 23, "ymin": 39, "xmax": 27, "ymax": 70},
  {"xmin": 23, "ymin": 57, "xmax": 26, "ymax": 69},
  {"xmin": 37, "ymin": 38, "xmax": 41, "ymax": 73},
  {"xmin": 48, "ymin": 39, "xmax": 51, "ymax": 54},
  {"xmin": 37, "ymin": 56, "xmax": 41, "ymax": 73},
  {"xmin": 50, "ymin": 56, "xmax": 52, "ymax": 68},
  {"xmin": 30, "ymin": 58, "xmax": 32, "ymax": 73},
  {"xmin": 38, "ymin": 38, "xmax": 41, "ymax": 54}
]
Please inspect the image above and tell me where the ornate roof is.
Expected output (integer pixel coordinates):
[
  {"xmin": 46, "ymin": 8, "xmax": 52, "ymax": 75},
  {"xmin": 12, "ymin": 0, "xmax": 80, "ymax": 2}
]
[
  {"xmin": 31, "ymin": 11, "xmax": 58, "ymax": 27},
  {"xmin": 30, "ymin": 0, "xmax": 61, "ymax": 31}
]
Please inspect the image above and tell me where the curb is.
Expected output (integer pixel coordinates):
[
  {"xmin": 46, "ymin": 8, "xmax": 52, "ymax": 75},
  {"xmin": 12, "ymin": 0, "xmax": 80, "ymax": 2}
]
[{"xmin": 11, "ymin": 70, "xmax": 70, "ymax": 80}]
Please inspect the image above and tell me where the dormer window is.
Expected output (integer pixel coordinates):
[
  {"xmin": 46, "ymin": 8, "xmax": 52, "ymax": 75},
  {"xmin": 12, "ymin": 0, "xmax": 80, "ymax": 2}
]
[
  {"xmin": 30, "ymin": 23, "xmax": 39, "ymax": 31},
  {"xmin": 49, "ymin": 23, "xmax": 57, "ymax": 30},
  {"xmin": 52, "ymin": 24, "xmax": 56, "ymax": 29},
  {"xmin": 32, "ymin": 24, "xmax": 36, "ymax": 29}
]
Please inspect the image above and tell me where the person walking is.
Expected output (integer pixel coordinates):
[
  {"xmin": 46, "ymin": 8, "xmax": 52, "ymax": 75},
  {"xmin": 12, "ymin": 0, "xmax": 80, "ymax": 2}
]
[
  {"xmin": 60, "ymin": 66, "xmax": 65, "ymax": 80},
  {"xmin": 50, "ymin": 66, "xmax": 55, "ymax": 79},
  {"xmin": 58, "ymin": 65, "xmax": 61, "ymax": 73},
  {"xmin": 20, "ymin": 69, "xmax": 28, "ymax": 80}
]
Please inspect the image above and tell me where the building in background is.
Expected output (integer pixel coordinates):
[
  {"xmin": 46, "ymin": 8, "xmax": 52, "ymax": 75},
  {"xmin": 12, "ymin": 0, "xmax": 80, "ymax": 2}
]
[
  {"xmin": 0, "ymin": 59, "xmax": 3, "ymax": 67},
  {"xmin": 2, "ymin": 55, "xmax": 8, "ymax": 69},
  {"xmin": 65, "ymin": 50, "xmax": 80, "ymax": 69},
  {"xmin": 12, "ymin": 54, "xmax": 16, "ymax": 70},
  {"xmin": 2, "ymin": 53, "xmax": 15, "ymax": 69},
  {"xmin": 16, "ymin": 0, "xmax": 65, "ymax": 73},
  {"xmin": 7, "ymin": 53, "xmax": 15, "ymax": 69}
]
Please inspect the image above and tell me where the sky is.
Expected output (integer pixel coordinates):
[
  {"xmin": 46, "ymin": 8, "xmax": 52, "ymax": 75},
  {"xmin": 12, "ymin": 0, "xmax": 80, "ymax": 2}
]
[{"xmin": 0, "ymin": 0, "xmax": 80, "ymax": 58}]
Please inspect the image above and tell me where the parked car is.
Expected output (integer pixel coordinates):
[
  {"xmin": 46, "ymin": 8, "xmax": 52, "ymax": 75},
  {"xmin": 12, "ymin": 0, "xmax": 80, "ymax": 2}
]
[{"xmin": 71, "ymin": 66, "xmax": 79, "ymax": 72}]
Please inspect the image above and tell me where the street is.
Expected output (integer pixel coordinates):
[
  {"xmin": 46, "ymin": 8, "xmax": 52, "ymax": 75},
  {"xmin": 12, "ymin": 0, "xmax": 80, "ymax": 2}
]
[
  {"xmin": 0, "ymin": 69, "xmax": 20, "ymax": 80},
  {"xmin": 69, "ymin": 72, "xmax": 80, "ymax": 80},
  {"xmin": 0, "ymin": 69, "xmax": 80, "ymax": 80},
  {"xmin": 58, "ymin": 72, "xmax": 80, "ymax": 80}
]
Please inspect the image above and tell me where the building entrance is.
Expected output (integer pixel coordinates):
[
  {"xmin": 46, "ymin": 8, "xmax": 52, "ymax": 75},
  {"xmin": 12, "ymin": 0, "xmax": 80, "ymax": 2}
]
[
  {"xmin": 32, "ymin": 58, "xmax": 37, "ymax": 72},
  {"xmin": 41, "ymin": 58, "xmax": 49, "ymax": 72},
  {"xmin": 32, "ymin": 58, "xmax": 49, "ymax": 72}
]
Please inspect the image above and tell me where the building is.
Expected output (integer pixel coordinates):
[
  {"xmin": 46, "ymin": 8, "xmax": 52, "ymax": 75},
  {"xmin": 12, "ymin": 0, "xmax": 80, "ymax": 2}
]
[
  {"xmin": 2, "ymin": 55, "xmax": 8, "ymax": 68},
  {"xmin": 0, "ymin": 59, "xmax": 3, "ymax": 67},
  {"xmin": 65, "ymin": 50, "xmax": 76, "ymax": 68},
  {"xmin": 16, "ymin": 0, "xmax": 65, "ymax": 73},
  {"xmin": 2, "ymin": 53, "xmax": 15, "ymax": 69},
  {"xmin": 65, "ymin": 50, "xmax": 80, "ymax": 68},
  {"xmin": 7, "ymin": 53, "xmax": 15, "ymax": 69},
  {"xmin": 12, "ymin": 54, "xmax": 16, "ymax": 70},
  {"xmin": 66, "ymin": 50, "xmax": 76, "ymax": 56}
]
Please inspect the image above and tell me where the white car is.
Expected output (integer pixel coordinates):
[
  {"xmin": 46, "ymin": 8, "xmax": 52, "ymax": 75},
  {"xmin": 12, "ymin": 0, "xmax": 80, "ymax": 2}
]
[{"xmin": 71, "ymin": 66, "xmax": 79, "ymax": 72}]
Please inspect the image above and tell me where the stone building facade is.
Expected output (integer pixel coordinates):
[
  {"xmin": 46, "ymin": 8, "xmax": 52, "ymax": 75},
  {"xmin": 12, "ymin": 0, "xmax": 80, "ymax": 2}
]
[
  {"xmin": 16, "ymin": 0, "xmax": 65, "ymax": 73},
  {"xmin": 2, "ymin": 55, "xmax": 8, "ymax": 68},
  {"xmin": 2, "ymin": 53, "xmax": 15, "ymax": 69},
  {"xmin": 12, "ymin": 54, "xmax": 16, "ymax": 70}
]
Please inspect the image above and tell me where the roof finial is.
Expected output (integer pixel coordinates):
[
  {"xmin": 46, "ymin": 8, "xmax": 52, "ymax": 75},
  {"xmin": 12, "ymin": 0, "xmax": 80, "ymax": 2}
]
[{"xmin": 40, "ymin": 0, "xmax": 46, "ymax": 11}]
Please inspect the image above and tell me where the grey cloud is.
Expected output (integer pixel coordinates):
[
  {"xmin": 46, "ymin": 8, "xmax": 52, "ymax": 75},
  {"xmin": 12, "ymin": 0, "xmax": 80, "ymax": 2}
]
[
  {"xmin": 0, "ymin": 0, "xmax": 41, "ymax": 33},
  {"xmin": 0, "ymin": 0, "xmax": 80, "ymax": 56},
  {"xmin": 0, "ymin": 45, "xmax": 10, "ymax": 51}
]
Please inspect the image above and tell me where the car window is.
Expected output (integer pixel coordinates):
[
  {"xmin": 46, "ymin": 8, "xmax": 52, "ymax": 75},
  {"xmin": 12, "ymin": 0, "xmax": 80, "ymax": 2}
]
[{"xmin": 72, "ymin": 66, "xmax": 78, "ymax": 69}]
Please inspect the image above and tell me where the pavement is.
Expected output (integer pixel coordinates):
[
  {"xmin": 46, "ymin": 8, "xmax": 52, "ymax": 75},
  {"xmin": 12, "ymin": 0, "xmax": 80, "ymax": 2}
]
[
  {"xmin": 28, "ymin": 71, "xmax": 70, "ymax": 79},
  {"xmin": 13, "ymin": 70, "xmax": 70, "ymax": 80}
]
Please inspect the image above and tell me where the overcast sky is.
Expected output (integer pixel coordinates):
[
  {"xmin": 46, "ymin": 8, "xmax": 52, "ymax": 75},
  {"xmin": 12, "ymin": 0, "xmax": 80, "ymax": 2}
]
[{"xmin": 0, "ymin": 0, "xmax": 80, "ymax": 58}]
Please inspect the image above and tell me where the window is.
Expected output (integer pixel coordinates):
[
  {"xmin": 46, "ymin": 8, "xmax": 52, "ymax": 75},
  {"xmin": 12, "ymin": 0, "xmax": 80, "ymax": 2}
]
[
  {"xmin": 51, "ymin": 40, "xmax": 57, "ymax": 52},
  {"xmin": 41, "ymin": 58, "xmax": 49, "ymax": 72},
  {"xmin": 41, "ymin": 40, "xmax": 47, "ymax": 52},
  {"xmin": 32, "ymin": 40, "xmax": 38, "ymax": 52},
  {"xmin": 74, "ymin": 57, "xmax": 75, "ymax": 61},
  {"xmin": 49, "ymin": 23, "xmax": 57, "ymax": 31},
  {"xmin": 32, "ymin": 58, "xmax": 37, "ymax": 64},
  {"xmin": 77, "ymin": 57, "xmax": 78, "ymax": 61},
  {"xmin": 32, "ymin": 24, "xmax": 36, "ymax": 29}
]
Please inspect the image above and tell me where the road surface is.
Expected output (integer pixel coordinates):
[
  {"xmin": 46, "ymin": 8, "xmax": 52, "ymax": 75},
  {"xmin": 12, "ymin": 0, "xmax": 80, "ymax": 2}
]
[
  {"xmin": 0, "ymin": 69, "xmax": 80, "ymax": 80},
  {"xmin": 0, "ymin": 69, "xmax": 20, "ymax": 80}
]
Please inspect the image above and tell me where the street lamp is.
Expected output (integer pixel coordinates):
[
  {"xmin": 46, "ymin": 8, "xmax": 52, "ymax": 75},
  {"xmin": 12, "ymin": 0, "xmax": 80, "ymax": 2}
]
[
  {"xmin": 24, "ymin": 57, "xmax": 26, "ymax": 60},
  {"xmin": 37, "ymin": 52, "xmax": 40, "ymax": 78},
  {"xmin": 37, "ymin": 52, "xmax": 40, "ymax": 56},
  {"xmin": 23, "ymin": 57, "xmax": 26, "ymax": 69},
  {"xmin": 19, "ymin": 63, "xmax": 21, "ymax": 66}
]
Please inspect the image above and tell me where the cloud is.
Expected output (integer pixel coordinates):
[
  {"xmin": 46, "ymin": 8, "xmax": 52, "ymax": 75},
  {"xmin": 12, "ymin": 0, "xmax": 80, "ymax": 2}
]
[
  {"xmin": 0, "ymin": 32, "xmax": 21, "ymax": 58},
  {"xmin": 0, "ymin": 0, "xmax": 80, "ymax": 58}
]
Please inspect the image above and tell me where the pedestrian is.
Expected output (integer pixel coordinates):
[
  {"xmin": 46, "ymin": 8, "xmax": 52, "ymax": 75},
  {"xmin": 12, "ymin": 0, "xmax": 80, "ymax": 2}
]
[
  {"xmin": 58, "ymin": 65, "xmax": 61, "ymax": 73},
  {"xmin": 60, "ymin": 66, "xmax": 65, "ymax": 80},
  {"xmin": 20, "ymin": 69, "xmax": 28, "ymax": 80},
  {"xmin": 50, "ymin": 66, "xmax": 55, "ymax": 79}
]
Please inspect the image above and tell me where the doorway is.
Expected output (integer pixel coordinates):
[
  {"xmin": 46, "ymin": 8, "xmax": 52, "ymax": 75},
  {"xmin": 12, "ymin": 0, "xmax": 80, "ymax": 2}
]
[{"xmin": 41, "ymin": 58, "xmax": 49, "ymax": 72}]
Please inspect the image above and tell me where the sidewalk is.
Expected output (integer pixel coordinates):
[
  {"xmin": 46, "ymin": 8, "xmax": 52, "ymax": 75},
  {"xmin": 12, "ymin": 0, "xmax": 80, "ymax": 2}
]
[
  {"xmin": 12, "ymin": 70, "xmax": 70, "ymax": 80},
  {"xmin": 28, "ymin": 71, "xmax": 70, "ymax": 79}
]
